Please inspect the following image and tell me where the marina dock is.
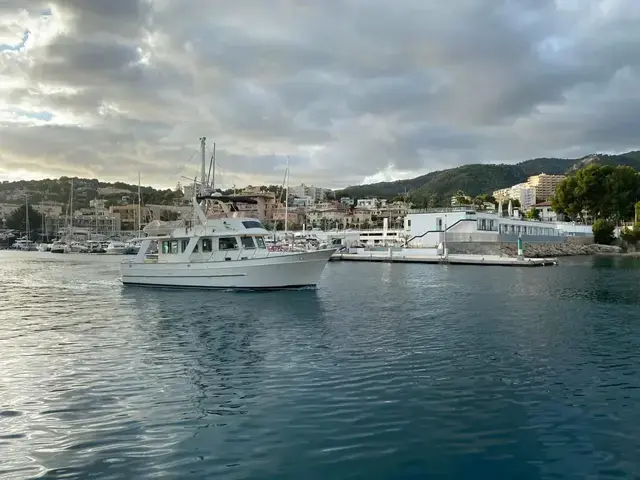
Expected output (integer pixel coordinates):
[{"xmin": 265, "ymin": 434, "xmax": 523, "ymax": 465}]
[{"xmin": 330, "ymin": 252, "xmax": 558, "ymax": 267}]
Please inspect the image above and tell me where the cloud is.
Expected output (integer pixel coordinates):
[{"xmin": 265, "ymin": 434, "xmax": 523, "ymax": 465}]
[{"xmin": 1, "ymin": 0, "xmax": 640, "ymax": 189}]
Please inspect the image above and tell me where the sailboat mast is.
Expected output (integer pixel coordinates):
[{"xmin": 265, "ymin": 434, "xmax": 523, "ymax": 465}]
[
  {"xmin": 69, "ymin": 179, "xmax": 74, "ymax": 241},
  {"xmin": 25, "ymin": 195, "xmax": 29, "ymax": 242},
  {"xmin": 41, "ymin": 199, "xmax": 45, "ymax": 240},
  {"xmin": 212, "ymin": 142, "xmax": 216, "ymax": 191},
  {"xmin": 284, "ymin": 156, "xmax": 290, "ymax": 236},
  {"xmin": 137, "ymin": 172, "xmax": 142, "ymax": 236}
]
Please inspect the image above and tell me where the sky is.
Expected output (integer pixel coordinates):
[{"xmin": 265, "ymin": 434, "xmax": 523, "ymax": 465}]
[{"xmin": 1, "ymin": 0, "xmax": 639, "ymax": 190}]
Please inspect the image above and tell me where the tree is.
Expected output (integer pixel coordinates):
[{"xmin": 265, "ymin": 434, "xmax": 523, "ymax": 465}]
[
  {"xmin": 621, "ymin": 223, "xmax": 640, "ymax": 244},
  {"xmin": 475, "ymin": 193, "xmax": 495, "ymax": 205},
  {"xmin": 5, "ymin": 204, "xmax": 44, "ymax": 239},
  {"xmin": 526, "ymin": 207, "xmax": 540, "ymax": 220},
  {"xmin": 552, "ymin": 176, "xmax": 583, "ymax": 221},
  {"xmin": 453, "ymin": 190, "xmax": 470, "ymax": 205},
  {"xmin": 636, "ymin": 201, "xmax": 640, "ymax": 222},
  {"xmin": 592, "ymin": 219, "xmax": 615, "ymax": 245},
  {"xmin": 552, "ymin": 165, "xmax": 640, "ymax": 222}
]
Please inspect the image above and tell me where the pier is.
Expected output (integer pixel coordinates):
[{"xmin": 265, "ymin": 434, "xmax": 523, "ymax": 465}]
[{"xmin": 330, "ymin": 252, "xmax": 558, "ymax": 267}]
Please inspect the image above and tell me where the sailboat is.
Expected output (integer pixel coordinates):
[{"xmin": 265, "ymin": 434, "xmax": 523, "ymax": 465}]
[
  {"xmin": 16, "ymin": 195, "xmax": 37, "ymax": 251},
  {"xmin": 120, "ymin": 137, "xmax": 336, "ymax": 289}
]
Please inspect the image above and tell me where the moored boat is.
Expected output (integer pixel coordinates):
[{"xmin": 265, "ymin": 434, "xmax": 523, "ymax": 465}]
[{"xmin": 121, "ymin": 137, "xmax": 335, "ymax": 290}]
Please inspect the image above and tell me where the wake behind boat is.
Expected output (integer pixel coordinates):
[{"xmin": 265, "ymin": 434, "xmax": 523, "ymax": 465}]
[{"xmin": 120, "ymin": 137, "xmax": 335, "ymax": 290}]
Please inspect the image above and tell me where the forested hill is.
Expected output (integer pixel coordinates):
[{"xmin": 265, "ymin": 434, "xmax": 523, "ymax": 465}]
[
  {"xmin": 335, "ymin": 151, "xmax": 640, "ymax": 205},
  {"xmin": 0, "ymin": 177, "xmax": 183, "ymax": 209}
]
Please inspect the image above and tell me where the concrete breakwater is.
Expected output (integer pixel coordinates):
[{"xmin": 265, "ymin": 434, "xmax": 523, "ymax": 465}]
[{"xmin": 448, "ymin": 241, "xmax": 621, "ymax": 258}]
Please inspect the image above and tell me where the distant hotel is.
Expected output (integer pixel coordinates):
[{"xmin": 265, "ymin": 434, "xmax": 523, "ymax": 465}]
[{"xmin": 493, "ymin": 173, "xmax": 566, "ymax": 210}]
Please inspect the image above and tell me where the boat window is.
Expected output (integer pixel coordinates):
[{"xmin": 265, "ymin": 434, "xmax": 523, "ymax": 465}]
[
  {"xmin": 181, "ymin": 239, "xmax": 190, "ymax": 252},
  {"xmin": 240, "ymin": 236, "xmax": 255, "ymax": 249},
  {"xmin": 219, "ymin": 237, "xmax": 238, "ymax": 250},
  {"xmin": 255, "ymin": 236, "xmax": 266, "ymax": 249},
  {"xmin": 170, "ymin": 241, "xmax": 179, "ymax": 254},
  {"xmin": 162, "ymin": 241, "xmax": 170, "ymax": 254},
  {"xmin": 201, "ymin": 238, "xmax": 212, "ymax": 253},
  {"xmin": 241, "ymin": 220, "xmax": 264, "ymax": 229}
]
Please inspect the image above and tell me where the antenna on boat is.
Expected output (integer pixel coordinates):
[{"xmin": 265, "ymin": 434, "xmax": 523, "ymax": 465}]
[
  {"xmin": 207, "ymin": 142, "xmax": 216, "ymax": 192},
  {"xmin": 199, "ymin": 136, "xmax": 207, "ymax": 196}
]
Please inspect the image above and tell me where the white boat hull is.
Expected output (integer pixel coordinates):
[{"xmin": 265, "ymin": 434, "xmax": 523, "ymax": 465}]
[
  {"xmin": 105, "ymin": 247, "xmax": 128, "ymax": 255},
  {"xmin": 121, "ymin": 248, "xmax": 335, "ymax": 289}
]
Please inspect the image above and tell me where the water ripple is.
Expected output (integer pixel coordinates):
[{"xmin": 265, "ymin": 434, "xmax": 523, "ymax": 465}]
[{"xmin": 1, "ymin": 252, "xmax": 640, "ymax": 479}]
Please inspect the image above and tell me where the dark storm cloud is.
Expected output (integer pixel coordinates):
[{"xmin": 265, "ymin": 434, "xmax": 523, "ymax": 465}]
[{"xmin": 1, "ymin": 0, "xmax": 640, "ymax": 188}]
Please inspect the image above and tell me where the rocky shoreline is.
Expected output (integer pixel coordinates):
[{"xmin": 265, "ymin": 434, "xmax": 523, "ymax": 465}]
[{"xmin": 500, "ymin": 242, "xmax": 622, "ymax": 258}]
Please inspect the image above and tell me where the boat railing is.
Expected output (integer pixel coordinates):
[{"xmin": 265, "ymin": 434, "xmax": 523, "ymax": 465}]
[{"xmin": 135, "ymin": 243, "xmax": 313, "ymax": 265}]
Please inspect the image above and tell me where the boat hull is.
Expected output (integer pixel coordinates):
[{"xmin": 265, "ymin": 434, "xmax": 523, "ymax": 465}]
[
  {"xmin": 120, "ymin": 248, "xmax": 336, "ymax": 289},
  {"xmin": 105, "ymin": 248, "xmax": 128, "ymax": 255}
]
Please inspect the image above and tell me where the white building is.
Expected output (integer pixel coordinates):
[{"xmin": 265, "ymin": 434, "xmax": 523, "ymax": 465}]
[
  {"xmin": 89, "ymin": 199, "xmax": 106, "ymax": 213},
  {"xmin": 292, "ymin": 196, "xmax": 313, "ymax": 208},
  {"xmin": 356, "ymin": 198, "xmax": 386, "ymax": 209},
  {"xmin": 533, "ymin": 202, "xmax": 559, "ymax": 222},
  {"xmin": 404, "ymin": 209, "xmax": 589, "ymax": 248},
  {"xmin": 290, "ymin": 183, "xmax": 329, "ymax": 203}
]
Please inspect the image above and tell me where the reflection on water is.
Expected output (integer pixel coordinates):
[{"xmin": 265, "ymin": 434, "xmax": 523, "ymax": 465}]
[{"xmin": 1, "ymin": 251, "xmax": 640, "ymax": 479}]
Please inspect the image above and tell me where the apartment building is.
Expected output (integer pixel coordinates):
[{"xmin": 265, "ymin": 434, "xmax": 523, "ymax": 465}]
[
  {"xmin": 526, "ymin": 173, "xmax": 566, "ymax": 201},
  {"xmin": 290, "ymin": 183, "xmax": 330, "ymax": 203},
  {"xmin": 108, "ymin": 205, "xmax": 151, "ymax": 231}
]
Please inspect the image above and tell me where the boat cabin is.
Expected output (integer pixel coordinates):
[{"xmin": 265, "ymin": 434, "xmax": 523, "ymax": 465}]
[
  {"xmin": 159, "ymin": 233, "xmax": 268, "ymax": 260},
  {"xmin": 140, "ymin": 216, "xmax": 277, "ymax": 263}
]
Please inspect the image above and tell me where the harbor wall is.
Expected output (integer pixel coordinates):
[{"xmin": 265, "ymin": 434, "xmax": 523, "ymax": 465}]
[{"xmin": 447, "ymin": 236, "xmax": 623, "ymax": 258}]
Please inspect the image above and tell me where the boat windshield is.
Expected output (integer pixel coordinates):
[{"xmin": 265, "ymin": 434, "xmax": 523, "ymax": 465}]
[
  {"xmin": 255, "ymin": 236, "xmax": 266, "ymax": 249},
  {"xmin": 242, "ymin": 220, "xmax": 264, "ymax": 229}
]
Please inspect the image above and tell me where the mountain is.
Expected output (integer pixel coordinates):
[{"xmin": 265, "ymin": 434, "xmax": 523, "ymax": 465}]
[
  {"xmin": 0, "ymin": 177, "xmax": 182, "ymax": 209},
  {"xmin": 335, "ymin": 151, "xmax": 640, "ymax": 205}
]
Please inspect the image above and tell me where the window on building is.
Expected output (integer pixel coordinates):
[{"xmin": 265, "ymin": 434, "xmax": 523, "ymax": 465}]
[
  {"xmin": 255, "ymin": 236, "xmax": 266, "ymax": 249},
  {"xmin": 219, "ymin": 237, "xmax": 238, "ymax": 250},
  {"xmin": 240, "ymin": 236, "xmax": 255, "ymax": 249},
  {"xmin": 201, "ymin": 238, "xmax": 212, "ymax": 252}
]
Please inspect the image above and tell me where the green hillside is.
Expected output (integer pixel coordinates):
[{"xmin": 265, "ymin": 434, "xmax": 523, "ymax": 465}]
[
  {"xmin": 0, "ymin": 177, "xmax": 182, "ymax": 209},
  {"xmin": 335, "ymin": 152, "xmax": 640, "ymax": 206}
]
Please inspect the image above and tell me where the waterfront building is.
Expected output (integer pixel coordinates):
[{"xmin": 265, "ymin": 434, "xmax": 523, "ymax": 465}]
[
  {"xmin": 404, "ymin": 207, "xmax": 591, "ymax": 248},
  {"xmin": 533, "ymin": 201, "xmax": 560, "ymax": 222}
]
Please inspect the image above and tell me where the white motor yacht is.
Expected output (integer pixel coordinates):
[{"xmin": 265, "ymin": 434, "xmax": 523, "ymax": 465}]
[
  {"xmin": 121, "ymin": 197, "xmax": 335, "ymax": 289},
  {"xmin": 121, "ymin": 137, "xmax": 335, "ymax": 290},
  {"xmin": 106, "ymin": 241, "xmax": 128, "ymax": 255},
  {"xmin": 12, "ymin": 238, "xmax": 37, "ymax": 251},
  {"xmin": 37, "ymin": 243, "xmax": 51, "ymax": 252},
  {"xmin": 50, "ymin": 241, "xmax": 71, "ymax": 254},
  {"xmin": 125, "ymin": 240, "xmax": 141, "ymax": 255}
]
